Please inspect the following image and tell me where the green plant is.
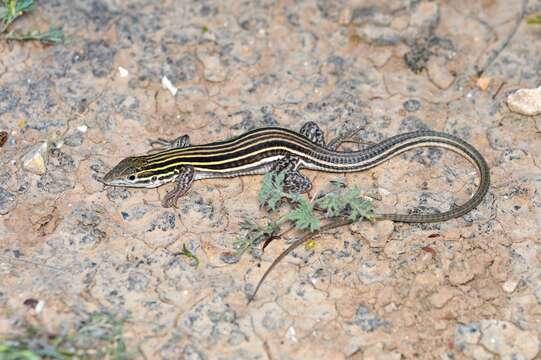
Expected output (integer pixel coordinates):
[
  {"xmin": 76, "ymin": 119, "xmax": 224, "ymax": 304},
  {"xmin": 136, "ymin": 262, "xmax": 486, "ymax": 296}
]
[
  {"xmin": 237, "ymin": 173, "xmax": 375, "ymax": 258},
  {"xmin": 0, "ymin": 0, "xmax": 34, "ymax": 32},
  {"xmin": 235, "ymin": 171, "xmax": 374, "ymax": 302},
  {"xmin": 0, "ymin": 0, "xmax": 64, "ymax": 44},
  {"xmin": 177, "ymin": 243, "xmax": 200, "ymax": 267},
  {"xmin": 6, "ymin": 26, "xmax": 64, "ymax": 44},
  {"xmin": 0, "ymin": 310, "xmax": 133, "ymax": 359}
]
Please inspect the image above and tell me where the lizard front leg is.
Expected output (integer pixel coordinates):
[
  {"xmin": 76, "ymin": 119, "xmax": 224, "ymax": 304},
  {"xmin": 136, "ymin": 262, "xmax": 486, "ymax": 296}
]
[{"xmin": 162, "ymin": 166, "xmax": 195, "ymax": 208}]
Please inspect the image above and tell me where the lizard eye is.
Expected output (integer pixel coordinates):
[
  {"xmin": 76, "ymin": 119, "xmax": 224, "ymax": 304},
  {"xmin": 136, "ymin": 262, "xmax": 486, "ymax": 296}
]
[{"xmin": 128, "ymin": 175, "xmax": 136, "ymax": 181}]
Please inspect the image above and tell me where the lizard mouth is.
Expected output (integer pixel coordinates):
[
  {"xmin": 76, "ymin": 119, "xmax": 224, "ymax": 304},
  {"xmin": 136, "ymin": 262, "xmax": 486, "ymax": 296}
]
[{"xmin": 95, "ymin": 175, "xmax": 113, "ymax": 186}]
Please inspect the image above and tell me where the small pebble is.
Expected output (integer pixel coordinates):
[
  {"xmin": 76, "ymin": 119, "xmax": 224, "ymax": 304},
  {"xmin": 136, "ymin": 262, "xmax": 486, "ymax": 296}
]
[
  {"xmin": 35, "ymin": 300, "xmax": 45, "ymax": 313},
  {"xmin": 338, "ymin": 7, "xmax": 352, "ymax": 25},
  {"xmin": 197, "ymin": 51, "xmax": 227, "ymax": 82},
  {"xmin": 403, "ymin": 99, "xmax": 421, "ymax": 112},
  {"xmin": 0, "ymin": 187, "xmax": 16, "ymax": 215},
  {"xmin": 502, "ymin": 278, "xmax": 519, "ymax": 293},
  {"xmin": 477, "ymin": 77, "xmax": 490, "ymax": 91},
  {"xmin": 427, "ymin": 58, "xmax": 455, "ymax": 89},
  {"xmin": 429, "ymin": 287, "xmax": 459, "ymax": 308},
  {"xmin": 118, "ymin": 66, "xmax": 129, "ymax": 77},
  {"xmin": 351, "ymin": 220, "xmax": 394, "ymax": 247},
  {"xmin": 507, "ymin": 86, "xmax": 541, "ymax": 116},
  {"xmin": 220, "ymin": 252, "xmax": 240, "ymax": 264},
  {"xmin": 454, "ymin": 322, "xmax": 481, "ymax": 348},
  {"xmin": 21, "ymin": 142, "xmax": 48, "ymax": 175},
  {"xmin": 286, "ymin": 326, "xmax": 298, "ymax": 343}
]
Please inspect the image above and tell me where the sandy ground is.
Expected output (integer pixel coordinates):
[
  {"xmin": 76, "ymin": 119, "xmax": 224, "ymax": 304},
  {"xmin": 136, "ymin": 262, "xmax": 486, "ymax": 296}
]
[{"xmin": 1, "ymin": 0, "xmax": 541, "ymax": 358}]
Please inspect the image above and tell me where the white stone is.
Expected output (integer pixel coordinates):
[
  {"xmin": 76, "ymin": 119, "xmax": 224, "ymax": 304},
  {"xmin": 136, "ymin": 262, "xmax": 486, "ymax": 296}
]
[
  {"xmin": 502, "ymin": 278, "xmax": 519, "ymax": 293},
  {"xmin": 507, "ymin": 86, "xmax": 541, "ymax": 116},
  {"xmin": 118, "ymin": 66, "xmax": 129, "ymax": 77},
  {"xmin": 161, "ymin": 75, "xmax": 178, "ymax": 96},
  {"xmin": 286, "ymin": 326, "xmax": 298, "ymax": 343},
  {"xmin": 21, "ymin": 142, "xmax": 48, "ymax": 175},
  {"xmin": 35, "ymin": 300, "xmax": 45, "ymax": 313}
]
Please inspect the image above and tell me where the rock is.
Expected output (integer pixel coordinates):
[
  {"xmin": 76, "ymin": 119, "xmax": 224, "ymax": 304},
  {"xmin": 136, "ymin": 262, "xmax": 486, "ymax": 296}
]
[
  {"xmin": 220, "ymin": 252, "xmax": 240, "ymax": 264},
  {"xmin": 338, "ymin": 7, "xmax": 352, "ymax": 25},
  {"xmin": 355, "ymin": 25, "xmax": 401, "ymax": 46},
  {"xmin": 118, "ymin": 66, "xmax": 129, "ymax": 77},
  {"xmin": 0, "ymin": 187, "xmax": 16, "ymax": 214},
  {"xmin": 358, "ymin": 260, "xmax": 392, "ymax": 284},
  {"xmin": 427, "ymin": 58, "xmax": 454, "ymax": 89},
  {"xmin": 286, "ymin": 326, "xmax": 298, "ymax": 343},
  {"xmin": 197, "ymin": 51, "xmax": 227, "ymax": 82},
  {"xmin": 363, "ymin": 342, "xmax": 402, "ymax": 360},
  {"xmin": 455, "ymin": 323, "xmax": 481, "ymax": 347},
  {"xmin": 230, "ymin": 35, "xmax": 261, "ymax": 65},
  {"xmin": 477, "ymin": 77, "xmax": 490, "ymax": 91},
  {"xmin": 161, "ymin": 75, "xmax": 178, "ymax": 96},
  {"xmin": 367, "ymin": 48, "xmax": 392, "ymax": 68},
  {"xmin": 502, "ymin": 277, "xmax": 519, "ymax": 293},
  {"xmin": 507, "ymin": 86, "xmax": 541, "ymax": 116},
  {"xmin": 409, "ymin": 2, "xmax": 439, "ymax": 31},
  {"xmin": 448, "ymin": 260, "xmax": 475, "ymax": 285},
  {"xmin": 403, "ymin": 99, "xmax": 421, "ymax": 112},
  {"xmin": 479, "ymin": 320, "xmax": 539, "ymax": 359},
  {"xmin": 429, "ymin": 286, "xmax": 459, "ymax": 308},
  {"xmin": 64, "ymin": 129, "xmax": 85, "ymax": 147},
  {"xmin": 350, "ymin": 220, "xmax": 394, "ymax": 247},
  {"xmin": 21, "ymin": 142, "xmax": 48, "ymax": 175},
  {"xmin": 352, "ymin": 305, "xmax": 387, "ymax": 332}
]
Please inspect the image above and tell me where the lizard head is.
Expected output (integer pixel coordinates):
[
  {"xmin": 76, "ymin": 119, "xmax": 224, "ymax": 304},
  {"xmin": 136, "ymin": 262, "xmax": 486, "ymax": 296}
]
[{"xmin": 99, "ymin": 156, "xmax": 161, "ymax": 188}]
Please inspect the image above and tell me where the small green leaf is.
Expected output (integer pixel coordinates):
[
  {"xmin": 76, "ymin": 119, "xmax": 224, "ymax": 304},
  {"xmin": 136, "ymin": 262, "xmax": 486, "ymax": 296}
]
[
  {"xmin": 258, "ymin": 172, "xmax": 285, "ymax": 211},
  {"xmin": 287, "ymin": 195, "xmax": 320, "ymax": 232},
  {"xmin": 6, "ymin": 26, "xmax": 64, "ymax": 44},
  {"xmin": 178, "ymin": 244, "xmax": 199, "ymax": 267},
  {"xmin": 316, "ymin": 190, "xmax": 344, "ymax": 217},
  {"xmin": 316, "ymin": 184, "xmax": 373, "ymax": 221},
  {"xmin": 234, "ymin": 218, "xmax": 281, "ymax": 257},
  {"xmin": 347, "ymin": 197, "xmax": 374, "ymax": 221},
  {"xmin": 527, "ymin": 16, "xmax": 541, "ymax": 25}
]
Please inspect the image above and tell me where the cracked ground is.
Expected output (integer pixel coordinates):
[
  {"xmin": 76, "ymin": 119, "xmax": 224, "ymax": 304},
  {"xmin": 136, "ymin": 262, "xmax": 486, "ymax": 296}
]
[{"xmin": 1, "ymin": 0, "xmax": 541, "ymax": 358}]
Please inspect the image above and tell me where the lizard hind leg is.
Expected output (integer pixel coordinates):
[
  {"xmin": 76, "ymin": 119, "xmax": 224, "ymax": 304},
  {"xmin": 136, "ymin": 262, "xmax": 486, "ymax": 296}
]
[
  {"xmin": 283, "ymin": 171, "xmax": 312, "ymax": 194},
  {"xmin": 271, "ymin": 155, "xmax": 312, "ymax": 194},
  {"xmin": 148, "ymin": 135, "xmax": 191, "ymax": 153}
]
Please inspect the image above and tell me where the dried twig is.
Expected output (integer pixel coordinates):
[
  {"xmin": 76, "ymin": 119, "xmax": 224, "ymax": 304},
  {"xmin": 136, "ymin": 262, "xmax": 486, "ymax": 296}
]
[
  {"xmin": 247, "ymin": 217, "xmax": 353, "ymax": 303},
  {"xmin": 476, "ymin": 0, "xmax": 528, "ymax": 76}
]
